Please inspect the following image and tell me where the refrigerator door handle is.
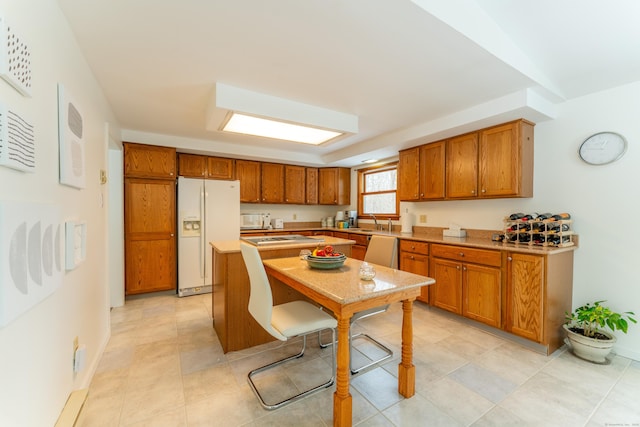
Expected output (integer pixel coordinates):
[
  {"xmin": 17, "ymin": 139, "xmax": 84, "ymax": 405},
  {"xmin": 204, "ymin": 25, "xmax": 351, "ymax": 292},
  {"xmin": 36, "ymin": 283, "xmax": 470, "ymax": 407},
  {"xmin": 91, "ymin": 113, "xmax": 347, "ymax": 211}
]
[{"xmin": 200, "ymin": 186, "xmax": 206, "ymax": 278}]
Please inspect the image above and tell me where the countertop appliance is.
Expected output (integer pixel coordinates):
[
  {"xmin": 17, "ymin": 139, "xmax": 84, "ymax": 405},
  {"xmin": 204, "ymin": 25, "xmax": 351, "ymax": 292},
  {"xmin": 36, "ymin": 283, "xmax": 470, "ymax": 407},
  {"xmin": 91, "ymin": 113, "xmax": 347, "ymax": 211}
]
[
  {"xmin": 240, "ymin": 213, "xmax": 264, "ymax": 230},
  {"xmin": 178, "ymin": 177, "xmax": 240, "ymax": 297}
]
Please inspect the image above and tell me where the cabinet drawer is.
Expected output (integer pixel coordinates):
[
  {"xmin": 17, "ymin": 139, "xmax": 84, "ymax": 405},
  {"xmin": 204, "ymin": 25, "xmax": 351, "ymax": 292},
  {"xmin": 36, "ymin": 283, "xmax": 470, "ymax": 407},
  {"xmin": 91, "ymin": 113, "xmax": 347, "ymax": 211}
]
[
  {"xmin": 399, "ymin": 240, "xmax": 429, "ymax": 255},
  {"xmin": 431, "ymin": 244, "xmax": 501, "ymax": 267},
  {"xmin": 349, "ymin": 233, "xmax": 369, "ymax": 246}
]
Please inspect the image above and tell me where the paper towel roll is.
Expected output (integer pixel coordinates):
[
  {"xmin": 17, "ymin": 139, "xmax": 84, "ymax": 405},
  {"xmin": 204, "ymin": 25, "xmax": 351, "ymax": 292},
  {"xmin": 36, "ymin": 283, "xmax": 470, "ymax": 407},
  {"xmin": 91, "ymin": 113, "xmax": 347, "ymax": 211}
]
[{"xmin": 401, "ymin": 213, "xmax": 413, "ymax": 233}]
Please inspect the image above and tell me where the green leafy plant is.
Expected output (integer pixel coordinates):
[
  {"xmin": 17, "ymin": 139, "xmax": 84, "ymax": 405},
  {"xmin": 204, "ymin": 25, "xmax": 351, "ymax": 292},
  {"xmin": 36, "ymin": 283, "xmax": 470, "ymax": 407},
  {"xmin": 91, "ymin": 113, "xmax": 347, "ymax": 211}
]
[{"xmin": 565, "ymin": 300, "xmax": 637, "ymax": 339}]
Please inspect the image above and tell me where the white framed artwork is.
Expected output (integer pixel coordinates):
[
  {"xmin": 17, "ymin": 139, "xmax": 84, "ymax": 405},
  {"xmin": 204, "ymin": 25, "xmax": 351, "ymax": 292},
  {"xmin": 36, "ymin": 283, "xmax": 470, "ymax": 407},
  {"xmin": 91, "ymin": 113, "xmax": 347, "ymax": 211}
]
[
  {"xmin": 0, "ymin": 15, "xmax": 32, "ymax": 97},
  {"xmin": 0, "ymin": 201, "xmax": 62, "ymax": 328},
  {"xmin": 58, "ymin": 84, "xmax": 86, "ymax": 189}
]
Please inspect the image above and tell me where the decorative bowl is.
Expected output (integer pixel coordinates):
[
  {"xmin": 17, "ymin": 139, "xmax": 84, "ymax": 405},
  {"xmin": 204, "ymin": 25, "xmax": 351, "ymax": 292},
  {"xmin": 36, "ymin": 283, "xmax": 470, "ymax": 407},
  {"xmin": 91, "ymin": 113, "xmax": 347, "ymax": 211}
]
[{"xmin": 306, "ymin": 253, "xmax": 346, "ymax": 269}]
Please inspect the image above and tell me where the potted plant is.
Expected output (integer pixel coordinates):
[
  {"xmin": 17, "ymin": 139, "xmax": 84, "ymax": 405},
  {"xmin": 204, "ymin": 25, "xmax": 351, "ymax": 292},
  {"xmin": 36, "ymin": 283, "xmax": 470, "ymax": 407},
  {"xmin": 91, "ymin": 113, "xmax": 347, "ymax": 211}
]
[{"xmin": 564, "ymin": 300, "xmax": 636, "ymax": 363}]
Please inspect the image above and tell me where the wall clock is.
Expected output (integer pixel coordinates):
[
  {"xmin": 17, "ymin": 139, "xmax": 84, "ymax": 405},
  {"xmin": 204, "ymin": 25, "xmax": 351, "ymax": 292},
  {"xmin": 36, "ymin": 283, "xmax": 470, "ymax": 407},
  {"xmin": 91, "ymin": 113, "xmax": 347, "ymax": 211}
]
[{"xmin": 578, "ymin": 132, "xmax": 627, "ymax": 165}]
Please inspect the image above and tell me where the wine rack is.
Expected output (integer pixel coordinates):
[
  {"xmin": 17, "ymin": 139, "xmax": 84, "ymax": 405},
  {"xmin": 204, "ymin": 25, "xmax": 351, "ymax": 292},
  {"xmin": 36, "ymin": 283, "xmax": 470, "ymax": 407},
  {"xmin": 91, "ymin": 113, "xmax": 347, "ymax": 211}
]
[{"xmin": 503, "ymin": 218, "xmax": 574, "ymax": 248}]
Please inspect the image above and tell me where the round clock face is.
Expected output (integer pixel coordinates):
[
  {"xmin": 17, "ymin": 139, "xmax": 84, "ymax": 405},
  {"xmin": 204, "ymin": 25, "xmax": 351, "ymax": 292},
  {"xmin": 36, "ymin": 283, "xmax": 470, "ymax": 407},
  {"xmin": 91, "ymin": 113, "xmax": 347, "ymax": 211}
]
[{"xmin": 578, "ymin": 132, "xmax": 627, "ymax": 165}]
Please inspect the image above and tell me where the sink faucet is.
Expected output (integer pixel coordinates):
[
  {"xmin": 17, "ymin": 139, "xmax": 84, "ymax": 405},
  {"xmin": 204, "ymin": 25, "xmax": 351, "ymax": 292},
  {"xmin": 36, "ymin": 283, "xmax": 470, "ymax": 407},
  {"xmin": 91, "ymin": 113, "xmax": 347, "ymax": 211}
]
[{"xmin": 370, "ymin": 214, "xmax": 381, "ymax": 231}]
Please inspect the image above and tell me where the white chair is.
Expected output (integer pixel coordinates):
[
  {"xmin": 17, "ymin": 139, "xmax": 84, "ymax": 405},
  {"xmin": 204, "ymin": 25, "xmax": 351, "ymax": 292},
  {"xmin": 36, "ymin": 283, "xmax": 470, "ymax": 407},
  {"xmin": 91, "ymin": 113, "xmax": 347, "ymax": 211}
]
[
  {"xmin": 240, "ymin": 243, "xmax": 337, "ymax": 410},
  {"xmin": 319, "ymin": 234, "xmax": 397, "ymax": 374}
]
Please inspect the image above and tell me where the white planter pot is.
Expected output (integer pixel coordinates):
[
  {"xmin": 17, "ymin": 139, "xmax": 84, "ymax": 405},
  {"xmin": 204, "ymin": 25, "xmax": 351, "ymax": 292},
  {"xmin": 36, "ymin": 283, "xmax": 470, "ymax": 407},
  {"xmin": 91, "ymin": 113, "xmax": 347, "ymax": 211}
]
[{"xmin": 563, "ymin": 324, "xmax": 616, "ymax": 363}]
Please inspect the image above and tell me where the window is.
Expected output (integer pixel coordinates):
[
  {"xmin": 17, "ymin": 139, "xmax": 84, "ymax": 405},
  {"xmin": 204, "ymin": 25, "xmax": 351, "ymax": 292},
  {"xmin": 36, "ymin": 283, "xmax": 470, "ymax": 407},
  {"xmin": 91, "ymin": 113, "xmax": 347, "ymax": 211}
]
[{"xmin": 357, "ymin": 163, "xmax": 398, "ymax": 219}]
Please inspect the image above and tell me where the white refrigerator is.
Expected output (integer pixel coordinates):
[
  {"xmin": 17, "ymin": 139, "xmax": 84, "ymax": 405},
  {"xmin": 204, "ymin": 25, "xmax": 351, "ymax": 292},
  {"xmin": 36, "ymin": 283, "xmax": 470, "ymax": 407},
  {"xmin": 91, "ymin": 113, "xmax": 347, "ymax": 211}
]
[{"xmin": 177, "ymin": 177, "xmax": 240, "ymax": 297}]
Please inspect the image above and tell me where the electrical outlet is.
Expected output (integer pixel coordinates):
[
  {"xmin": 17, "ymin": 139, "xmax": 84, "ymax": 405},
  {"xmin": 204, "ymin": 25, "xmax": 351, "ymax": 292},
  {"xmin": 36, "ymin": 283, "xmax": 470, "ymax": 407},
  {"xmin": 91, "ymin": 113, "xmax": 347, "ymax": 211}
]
[{"xmin": 419, "ymin": 214, "xmax": 427, "ymax": 223}]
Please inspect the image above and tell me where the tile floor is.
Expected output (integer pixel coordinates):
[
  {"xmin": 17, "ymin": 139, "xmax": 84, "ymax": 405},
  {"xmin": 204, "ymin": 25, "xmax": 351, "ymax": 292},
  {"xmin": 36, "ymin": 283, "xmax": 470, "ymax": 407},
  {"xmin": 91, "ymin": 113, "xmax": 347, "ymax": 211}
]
[{"xmin": 77, "ymin": 292, "xmax": 640, "ymax": 426}]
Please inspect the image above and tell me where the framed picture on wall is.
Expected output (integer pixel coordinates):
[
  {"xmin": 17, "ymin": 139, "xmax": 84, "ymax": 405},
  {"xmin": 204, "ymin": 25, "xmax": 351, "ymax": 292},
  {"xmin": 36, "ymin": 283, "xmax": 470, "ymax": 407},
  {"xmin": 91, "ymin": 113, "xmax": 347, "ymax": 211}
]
[{"xmin": 57, "ymin": 83, "xmax": 85, "ymax": 189}]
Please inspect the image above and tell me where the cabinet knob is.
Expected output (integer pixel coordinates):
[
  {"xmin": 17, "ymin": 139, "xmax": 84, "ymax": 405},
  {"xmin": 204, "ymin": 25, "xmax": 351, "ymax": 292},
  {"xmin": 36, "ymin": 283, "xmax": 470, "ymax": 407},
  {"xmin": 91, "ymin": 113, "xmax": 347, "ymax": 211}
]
[
  {"xmin": 481, "ymin": 189, "xmax": 486, "ymax": 193},
  {"xmin": 170, "ymin": 233, "xmax": 174, "ymax": 237},
  {"xmin": 507, "ymin": 256, "xmax": 513, "ymax": 261},
  {"xmin": 411, "ymin": 245, "xmax": 416, "ymax": 250},
  {"xmin": 170, "ymin": 172, "xmax": 174, "ymax": 176},
  {"xmin": 463, "ymin": 266, "xmax": 467, "ymax": 271},
  {"xmin": 471, "ymin": 189, "xmax": 475, "ymax": 194},
  {"xmin": 410, "ymin": 255, "xmax": 415, "ymax": 260},
  {"xmin": 456, "ymin": 265, "xmax": 461, "ymax": 270},
  {"xmin": 459, "ymin": 252, "xmax": 464, "ymax": 257}
]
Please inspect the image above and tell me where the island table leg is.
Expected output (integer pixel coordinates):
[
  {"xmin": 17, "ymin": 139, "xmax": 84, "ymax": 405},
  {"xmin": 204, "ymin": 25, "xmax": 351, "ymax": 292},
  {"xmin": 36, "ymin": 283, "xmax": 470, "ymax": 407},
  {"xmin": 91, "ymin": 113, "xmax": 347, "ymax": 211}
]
[
  {"xmin": 398, "ymin": 298, "xmax": 416, "ymax": 398},
  {"xmin": 333, "ymin": 315, "xmax": 352, "ymax": 427}
]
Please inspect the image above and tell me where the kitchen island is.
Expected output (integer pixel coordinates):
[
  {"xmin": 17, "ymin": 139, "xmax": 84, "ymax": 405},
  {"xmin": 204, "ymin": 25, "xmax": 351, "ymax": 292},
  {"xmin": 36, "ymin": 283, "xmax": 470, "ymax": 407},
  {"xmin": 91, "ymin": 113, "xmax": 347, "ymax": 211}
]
[{"xmin": 210, "ymin": 236, "xmax": 355, "ymax": 352}]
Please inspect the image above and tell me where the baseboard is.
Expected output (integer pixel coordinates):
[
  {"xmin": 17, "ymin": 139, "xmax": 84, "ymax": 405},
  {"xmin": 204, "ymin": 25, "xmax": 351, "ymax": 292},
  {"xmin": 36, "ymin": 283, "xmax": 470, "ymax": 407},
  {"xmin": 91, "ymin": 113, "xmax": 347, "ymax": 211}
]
[{"xmin": 55, "ymin": 389, "xmax": 88, "ymax": 427}]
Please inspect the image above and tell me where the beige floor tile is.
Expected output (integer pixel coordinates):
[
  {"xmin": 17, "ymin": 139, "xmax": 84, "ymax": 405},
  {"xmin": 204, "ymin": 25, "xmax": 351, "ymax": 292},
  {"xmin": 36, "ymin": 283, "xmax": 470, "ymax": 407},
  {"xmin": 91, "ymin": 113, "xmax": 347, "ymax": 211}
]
[{"xmin": 421, "ymin": 376, "xmax": 495, "ymax": 425}]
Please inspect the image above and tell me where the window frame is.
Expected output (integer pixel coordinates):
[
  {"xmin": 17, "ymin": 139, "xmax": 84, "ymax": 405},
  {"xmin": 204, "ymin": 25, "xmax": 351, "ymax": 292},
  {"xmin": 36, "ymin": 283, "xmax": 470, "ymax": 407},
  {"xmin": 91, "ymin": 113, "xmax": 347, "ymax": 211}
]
[{"xmin": 357, "ymin": 162, "xmax": 399, "ymax": 220}]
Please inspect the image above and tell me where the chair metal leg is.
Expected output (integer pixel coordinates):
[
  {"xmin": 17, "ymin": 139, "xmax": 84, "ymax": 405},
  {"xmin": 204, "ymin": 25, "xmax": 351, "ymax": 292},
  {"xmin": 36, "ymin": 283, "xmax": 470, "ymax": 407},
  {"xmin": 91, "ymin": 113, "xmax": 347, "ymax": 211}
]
[
  {"xmin": 248, "ymin": 329, "xmax": 336, "ymax": 410},
  {"xmin": 317, "ymin": 327, "xmax": 393, "ymax": 375}
]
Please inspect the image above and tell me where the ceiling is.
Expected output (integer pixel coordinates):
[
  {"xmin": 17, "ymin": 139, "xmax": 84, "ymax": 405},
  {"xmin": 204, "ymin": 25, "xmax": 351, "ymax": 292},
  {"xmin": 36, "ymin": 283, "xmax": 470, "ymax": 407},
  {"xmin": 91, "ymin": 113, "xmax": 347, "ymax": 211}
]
[{"xmin": 57, "ymin": 0, "xmax": 640, "ymax": 167}]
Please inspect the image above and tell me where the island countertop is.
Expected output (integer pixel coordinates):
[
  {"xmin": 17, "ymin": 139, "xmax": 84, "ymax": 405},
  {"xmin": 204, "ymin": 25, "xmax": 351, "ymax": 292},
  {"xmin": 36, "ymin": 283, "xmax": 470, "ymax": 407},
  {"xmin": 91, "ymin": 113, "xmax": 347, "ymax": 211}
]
[{"xmin": 210, "ymin": 235, "xmax": 355, "ymax": 254}]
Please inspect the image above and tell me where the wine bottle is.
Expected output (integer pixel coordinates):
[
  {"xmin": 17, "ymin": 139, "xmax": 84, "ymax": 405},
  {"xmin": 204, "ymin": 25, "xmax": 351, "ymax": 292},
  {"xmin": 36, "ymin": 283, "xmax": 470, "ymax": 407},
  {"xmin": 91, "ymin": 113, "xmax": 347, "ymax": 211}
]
[
  {"xmin": 508, "ymin": 212, "xmax": 525, "ymax": 220},
  {"xmin": 535, "ymin": 213, "xmax": 553, "ymax": 220},
  {"xmin": 551, "ymin": 213, "xmax": 571, "ymax": 220},
  {"xmin": 521, "ymin": 213, "xmax": 536, "ymax": 221}
]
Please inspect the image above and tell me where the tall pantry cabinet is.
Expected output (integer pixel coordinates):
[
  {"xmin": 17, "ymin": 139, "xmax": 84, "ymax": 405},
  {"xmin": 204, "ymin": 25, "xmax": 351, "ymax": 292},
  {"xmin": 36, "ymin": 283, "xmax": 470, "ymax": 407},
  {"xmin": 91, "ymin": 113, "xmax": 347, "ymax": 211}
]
[{"xmin": 123, "ymin": 142, "xmax": 177, "ymax": 295}]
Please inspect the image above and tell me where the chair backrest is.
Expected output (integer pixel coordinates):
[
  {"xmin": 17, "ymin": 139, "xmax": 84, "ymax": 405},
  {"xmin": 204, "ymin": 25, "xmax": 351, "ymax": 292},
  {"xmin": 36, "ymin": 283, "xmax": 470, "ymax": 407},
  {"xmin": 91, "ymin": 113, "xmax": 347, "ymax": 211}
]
[
  {"xmin": 240, "ymin": 243, "xmax": 287, "ymax": 341},
  {"xmin": 364, "ymin": 235, "xmax": 398, "ymax": 269}
]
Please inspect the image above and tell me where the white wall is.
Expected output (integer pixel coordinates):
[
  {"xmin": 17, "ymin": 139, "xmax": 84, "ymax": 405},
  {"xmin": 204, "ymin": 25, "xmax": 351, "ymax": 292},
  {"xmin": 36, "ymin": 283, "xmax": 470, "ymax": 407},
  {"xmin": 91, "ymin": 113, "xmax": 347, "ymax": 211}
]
[
  {"xmin": 0, "ymin": 0, "xmax": 118, "ymax": 424},
  {"xmin": 406, "ymin": 81, "xmax": 640, "ymax": 360}
]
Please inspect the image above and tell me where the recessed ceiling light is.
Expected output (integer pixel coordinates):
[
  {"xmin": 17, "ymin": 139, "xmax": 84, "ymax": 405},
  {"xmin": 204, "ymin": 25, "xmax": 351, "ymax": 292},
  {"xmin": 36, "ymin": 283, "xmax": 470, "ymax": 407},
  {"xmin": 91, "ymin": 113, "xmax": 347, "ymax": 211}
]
[
  {"xmin": 207, "ymin": 83, "xmax": 358, "ymax": 144},
  {"xmin": 222, "ymin": 112, "xmax": 342, "ymax": 145},
  {"xmin": 361, "ymin": 159, "xmax": 378, "ymax": 164}
]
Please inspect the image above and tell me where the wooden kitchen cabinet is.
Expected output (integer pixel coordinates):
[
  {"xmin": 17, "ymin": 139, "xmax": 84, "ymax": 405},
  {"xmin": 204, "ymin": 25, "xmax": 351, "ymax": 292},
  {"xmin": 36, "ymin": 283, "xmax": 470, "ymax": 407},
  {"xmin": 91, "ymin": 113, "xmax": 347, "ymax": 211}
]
[
  {"xmin": 284, "ymin": 165, "xmax": 306, "ymax": 204},
  {"xmin": 235, "ymin": 160, "xmax": 261, "ymax": 203},
  {"xmin": 124, "ymin": 142, "xmax": 176, "ymax": 179},
  {"xmin": 178, "ymin": 153, "xmax": 206, "ymax": 178},
  {"xmin": 505, "ymin": 250, "xmax": 573, "ymax": 353},
  {"xmin": 318, "ymin": 167, "xmax": 350, "ymax": 205},
  {"xmin": 261, "ymin": 162, "xmax": 285, "ymax": 203},
  {"xmin": 430, "ymin": 244, "xmax": 502, "ymax": 327},
  {"xmin": 178, "ymin": 153, "xmax": 234, "ymax": 180},
  {"xmin": 479, "ymin": 120, "xmax": 533, "ymax": 198},
  {"xmin": 399, "ymin": 240, "xmax": 429, "ymax": 303},
  {"xmin": 349, "ymin": 233, "xmax": 369, "ymax": 260},
  {"xmin": 420, "ymin": 141, "xmax": 446, "ymax": 200},
  {"xmin": 399, "ymin": 143, "xmax": 446, "ymax": 202},
  {"xmin": 446, "ymin": 132, "xmax": 479, "ymax": 199},
  {"xmin": 398, "ymin": 147, "xmax": 420, "ymax": 201},
  {"xmin": 124, "ymin": 177, "xmax": 176, "ymax": 295},
  {"xmin": 305, "ymin": 168, "xmax": 319, "ymax": 204}
]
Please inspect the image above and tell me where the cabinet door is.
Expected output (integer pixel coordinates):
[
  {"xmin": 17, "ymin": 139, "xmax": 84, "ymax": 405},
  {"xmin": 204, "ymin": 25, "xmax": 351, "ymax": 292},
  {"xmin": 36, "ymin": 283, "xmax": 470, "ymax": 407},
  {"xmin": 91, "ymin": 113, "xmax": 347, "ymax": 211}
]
[
  {"xmin": 261, "ymin": 163, "xmax": 285, "ymax": 203},
  {"xmin": 124, "ymin": 178, "xmax": 176, "ymax": 294},
  {"xmin": 400, "ymin": 251, "xmax": 429, "ymax": 303},
  {"xmin": 463, "ymin": 263, "xmax": 501, "ymax": 328},
  {"xmin": 235, "ymin": 160, "xmax": 261, "ymax": 203},
  {"xmin": 479, "ymin": 120, "xmax": 533, "ymax": 198},
  {"xmin": 446, "ymin": 133, "xmax": 478, "ymax": 199},
  {"xmin": 207, "ymin": 157, "xmax": 234, "ymax": 180},
  {"xmin": 398, "ymin": 147, "xmax": 420, "ymax": 201},
  {"xmin": 284, "ymin": 165, "xmax": 306, "ymax": 204},
  {"xmin": 124, "ymin": 142, "xmax": 176, "ymax": 179},
  {"xmin": 420, "ymin": 142, "xmax": 446, "ymax": 199},
  {"xmin": 506, "ymin": 252, "xmax": 544, "ymax": 342},
  {"xmin": 178, "ymin": 153, "xmax": 206, "ymax": 178},
  {"xmin": 351, "ymin": 245, "xmax": 367, "ymax": 260},
  {"xmin": 319, "ymin": 168, "xmax": 350, "ymax": 205},
  {"xmin": 430, "ymin": 257, "xmax": 462, "ymax": 314},
  {"xmin": 305, "ymin": 168, "xmax": 319, "ymax": 204}
]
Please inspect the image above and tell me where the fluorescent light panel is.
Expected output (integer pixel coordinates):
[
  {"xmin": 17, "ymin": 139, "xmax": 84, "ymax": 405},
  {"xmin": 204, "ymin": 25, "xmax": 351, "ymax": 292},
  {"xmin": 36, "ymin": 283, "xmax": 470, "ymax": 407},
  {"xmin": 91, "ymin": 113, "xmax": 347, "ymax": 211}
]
[{"xmin": 222, "ymin": 113, "xmax": 342, "ymax": 145}]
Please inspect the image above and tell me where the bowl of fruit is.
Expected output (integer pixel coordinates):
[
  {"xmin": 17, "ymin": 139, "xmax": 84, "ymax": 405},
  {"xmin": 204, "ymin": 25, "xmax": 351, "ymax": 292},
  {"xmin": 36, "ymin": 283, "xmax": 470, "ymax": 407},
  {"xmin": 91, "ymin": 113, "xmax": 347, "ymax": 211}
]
[{"xmin": 306, "ymin": 245, "xmax": 347, "ymax": 269}]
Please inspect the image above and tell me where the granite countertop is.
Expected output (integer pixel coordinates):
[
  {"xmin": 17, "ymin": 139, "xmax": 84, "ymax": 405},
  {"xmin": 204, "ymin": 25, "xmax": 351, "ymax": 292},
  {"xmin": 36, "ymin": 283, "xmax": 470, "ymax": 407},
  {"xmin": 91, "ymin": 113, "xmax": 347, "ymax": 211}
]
[
  {"xmin": 263, "ymin": 256, "xmax": 434, "ymax": 305},
  {"xmin": 239, "ymin": 226, "xmax": 578, "ymax": 255},
  {"xmin": 211, "ymin": 236, "xmax": 355, "ymax": 254}
]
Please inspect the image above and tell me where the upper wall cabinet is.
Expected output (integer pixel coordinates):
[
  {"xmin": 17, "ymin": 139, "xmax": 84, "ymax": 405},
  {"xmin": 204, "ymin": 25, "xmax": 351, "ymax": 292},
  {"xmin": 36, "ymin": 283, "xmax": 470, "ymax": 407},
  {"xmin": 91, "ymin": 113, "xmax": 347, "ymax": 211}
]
[
  {"xmin": 318, "ymin": 167, "xmax": 351, "ymax": 205},
  {"xmin": 235, "ymin": 160, "xmax": 261, "ymax": 203},
  {"xmin": 399, "ymin": 119, "xmax": 534, "ymax": 201},
  {"xmin": 285, "ymin": 165, "xmax": 306, "ymax": 204},
  {"xmin": 479, "ymin": 120, "xmax": 533, "ymax": 198},
  {"xmin": 178, "ymin": 153, "xmax": 234, "ymax": 180},
  {"xmin": 124, "ymin": 142, "xmax": 176, "ymax": 179},
  {"xmin": 261, "ymin": 163, "xmax": 285, "ymax": 203},
  {"xmin": 305, "ymin": 168, "xmax": 319, "ymax": 205}
]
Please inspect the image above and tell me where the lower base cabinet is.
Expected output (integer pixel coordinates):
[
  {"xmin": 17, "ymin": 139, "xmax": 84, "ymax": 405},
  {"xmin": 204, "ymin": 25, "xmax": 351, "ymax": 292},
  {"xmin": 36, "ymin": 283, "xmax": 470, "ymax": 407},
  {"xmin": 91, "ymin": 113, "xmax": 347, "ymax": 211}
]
[{"xmin": 399, "ymin": 240, "xmax": 429, "ymax": 303}]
